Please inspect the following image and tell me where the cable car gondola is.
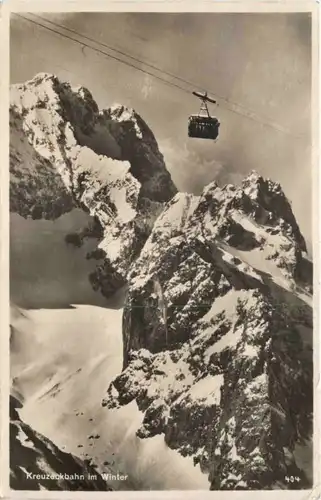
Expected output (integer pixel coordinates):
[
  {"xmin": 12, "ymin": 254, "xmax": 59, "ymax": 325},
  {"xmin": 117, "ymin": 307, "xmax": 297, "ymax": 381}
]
[{"xmin": 188, "ymin": 91, "xmax": 220, "ymax": 140}]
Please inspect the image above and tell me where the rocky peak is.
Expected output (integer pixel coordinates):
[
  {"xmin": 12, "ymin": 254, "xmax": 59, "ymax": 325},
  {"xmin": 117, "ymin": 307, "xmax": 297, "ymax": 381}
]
[
  {"xmin": 10, "ymin": 73, "xmax": 176, "ymax": 297},
  {"xmin": 186, "ymin": 173, "xmax": 308, "ymax": 283},
  {"xmin": 241, "ymin": 171, "xmax": 306, "ymax": 252},
  {"xmin": 11, "ymin": 73, "xmax": 176, "ymax": 201},
  {"xmin": 102, "ymin": 104, "xmax": 176, "ymax": 202},
  {"xmin": 104, "ymin": 172, "xmax": 312, "ymax": 490}
]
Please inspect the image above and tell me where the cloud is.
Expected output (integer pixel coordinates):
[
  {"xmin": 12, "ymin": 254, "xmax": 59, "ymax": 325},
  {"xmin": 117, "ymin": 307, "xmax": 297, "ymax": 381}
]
[
  {"xmin": 160, "ymin": 138, "xmax": 225, "ymax": 193},
  {"xmin": 141, "ymin": 74, "xmax": 153, "ymax": 100}
]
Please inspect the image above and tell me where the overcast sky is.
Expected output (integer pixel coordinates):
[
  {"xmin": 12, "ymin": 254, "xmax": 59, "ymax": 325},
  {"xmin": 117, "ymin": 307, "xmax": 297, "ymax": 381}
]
[{"xmin": 10, "ymin": 12, "xmax": 312, "ymax": 245}]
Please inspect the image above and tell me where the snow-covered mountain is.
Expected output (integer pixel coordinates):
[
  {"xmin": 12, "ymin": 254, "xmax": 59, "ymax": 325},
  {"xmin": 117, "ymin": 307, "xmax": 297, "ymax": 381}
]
[
  {"xmin": 10, "ymin": 73, "xmax": 176, "ymax": 298},
  {"xmin": 9, "ymin": 73, "xmax": 313, "ymax": 491},
  {"xmin": 105, "ymin": 174, "xmax": 313, "ymax": 490}
]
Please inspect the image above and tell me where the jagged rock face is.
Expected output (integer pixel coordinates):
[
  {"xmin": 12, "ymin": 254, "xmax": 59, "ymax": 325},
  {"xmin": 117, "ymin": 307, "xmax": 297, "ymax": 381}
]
[
  {"xmin": 242, "ymin": 173, "xmax": 306, "ymax": 252},
  {"xmin": 103, "ymin": 105, "xmax": 177, "ymax": 202},
  {"xmin": 10, "ymin": 396, "xmax": 112, "ymax": 491},
  {"xmin": 104, "ymin": 172, "xmax": 313, "ymax": 490},
  {"xmin": 10, "ymin": 73, "xmax": 176, "ymax": 296},
  {"xmin": 10, "ymin": 110, "xmax": 74, "ymax": 219},
  {"xmin": 120, "ymin": 172, "xmax": 311, "ymax": 360}
]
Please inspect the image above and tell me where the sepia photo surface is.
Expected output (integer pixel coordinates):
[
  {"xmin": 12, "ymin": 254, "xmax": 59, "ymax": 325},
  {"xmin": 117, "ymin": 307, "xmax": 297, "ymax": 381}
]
[{"xmin": 5, "ymin": 3, "xmax": 318, "ymax": 495}]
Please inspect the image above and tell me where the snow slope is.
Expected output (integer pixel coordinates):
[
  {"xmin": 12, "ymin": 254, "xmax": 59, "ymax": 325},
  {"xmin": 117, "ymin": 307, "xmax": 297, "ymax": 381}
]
[
  {"xmin": 11, "ymin": 304, "xmax": 209, "ymax": 491},
  {"xmin": 10, "ymin": 210, "xmax": 107, "ymax": 309},
  {"xmin": 10, "ymin": 396, "xmax": 112, "ymax": 491}
]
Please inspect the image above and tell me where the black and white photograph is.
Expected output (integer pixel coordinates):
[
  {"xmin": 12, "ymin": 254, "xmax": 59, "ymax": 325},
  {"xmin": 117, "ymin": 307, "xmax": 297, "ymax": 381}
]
[{"xmin": 6, "ymin": 4, "xmax": 317, "ymax": 493}]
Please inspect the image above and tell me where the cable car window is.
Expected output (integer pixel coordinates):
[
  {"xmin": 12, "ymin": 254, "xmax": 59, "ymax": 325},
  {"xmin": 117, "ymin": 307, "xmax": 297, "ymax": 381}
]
[{"xmin": 188, "ymin": 91, "xmax": 220, "ymax": 141}]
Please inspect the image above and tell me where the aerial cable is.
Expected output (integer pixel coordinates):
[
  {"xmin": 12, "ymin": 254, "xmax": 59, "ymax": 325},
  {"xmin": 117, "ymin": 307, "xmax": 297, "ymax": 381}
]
[
  {"xmin": 32, "ymin": 14, "xmax": 286, "ymax": 127},
  {"xmin": 33, "ymin": 13, "xmax": 205, "ymax": 92},
  {"xmin": 14, "ymin": 13, "xmax": 309, "ymax": 141},
  {"xmin": 14, "ymin": 13, "xmax": 192, "ymax": 96},
  {"xmin": 31, "ymin": 14, "xmax": 309, "ymax": 141}
]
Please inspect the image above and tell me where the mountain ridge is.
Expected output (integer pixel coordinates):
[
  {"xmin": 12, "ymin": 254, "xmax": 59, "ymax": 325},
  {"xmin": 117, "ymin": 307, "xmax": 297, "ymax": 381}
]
[
  {"xmin": 103, "ymin": 169, "xmax": 313, "ymax": 490},
  {"xmin": 9, "ymin": 73, "xmax": 313, "ymax": 491},
  {"xmin": 10, "ymin": 72, "xmax": 176, "ymax": 297}
]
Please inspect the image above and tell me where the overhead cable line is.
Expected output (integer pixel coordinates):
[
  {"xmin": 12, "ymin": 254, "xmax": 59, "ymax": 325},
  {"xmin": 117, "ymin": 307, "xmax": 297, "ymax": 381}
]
[
  {"xmin": 14, "ymin": 13, "xmax": 191, "ymax": 96},
  {"xmin": 15, "ymin": 13, "xmax": 309, "ymax": 142},
  {"xmin": 33, "ymin": 13, "xmax": 206, "ymax": 92},
  {"xmin": 33, "ymin": 12, "xmax": 289, "ymax": 130},
  {"xmin": 31, "ymin": 14, "xmax": 310, "ymax": 141}
]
